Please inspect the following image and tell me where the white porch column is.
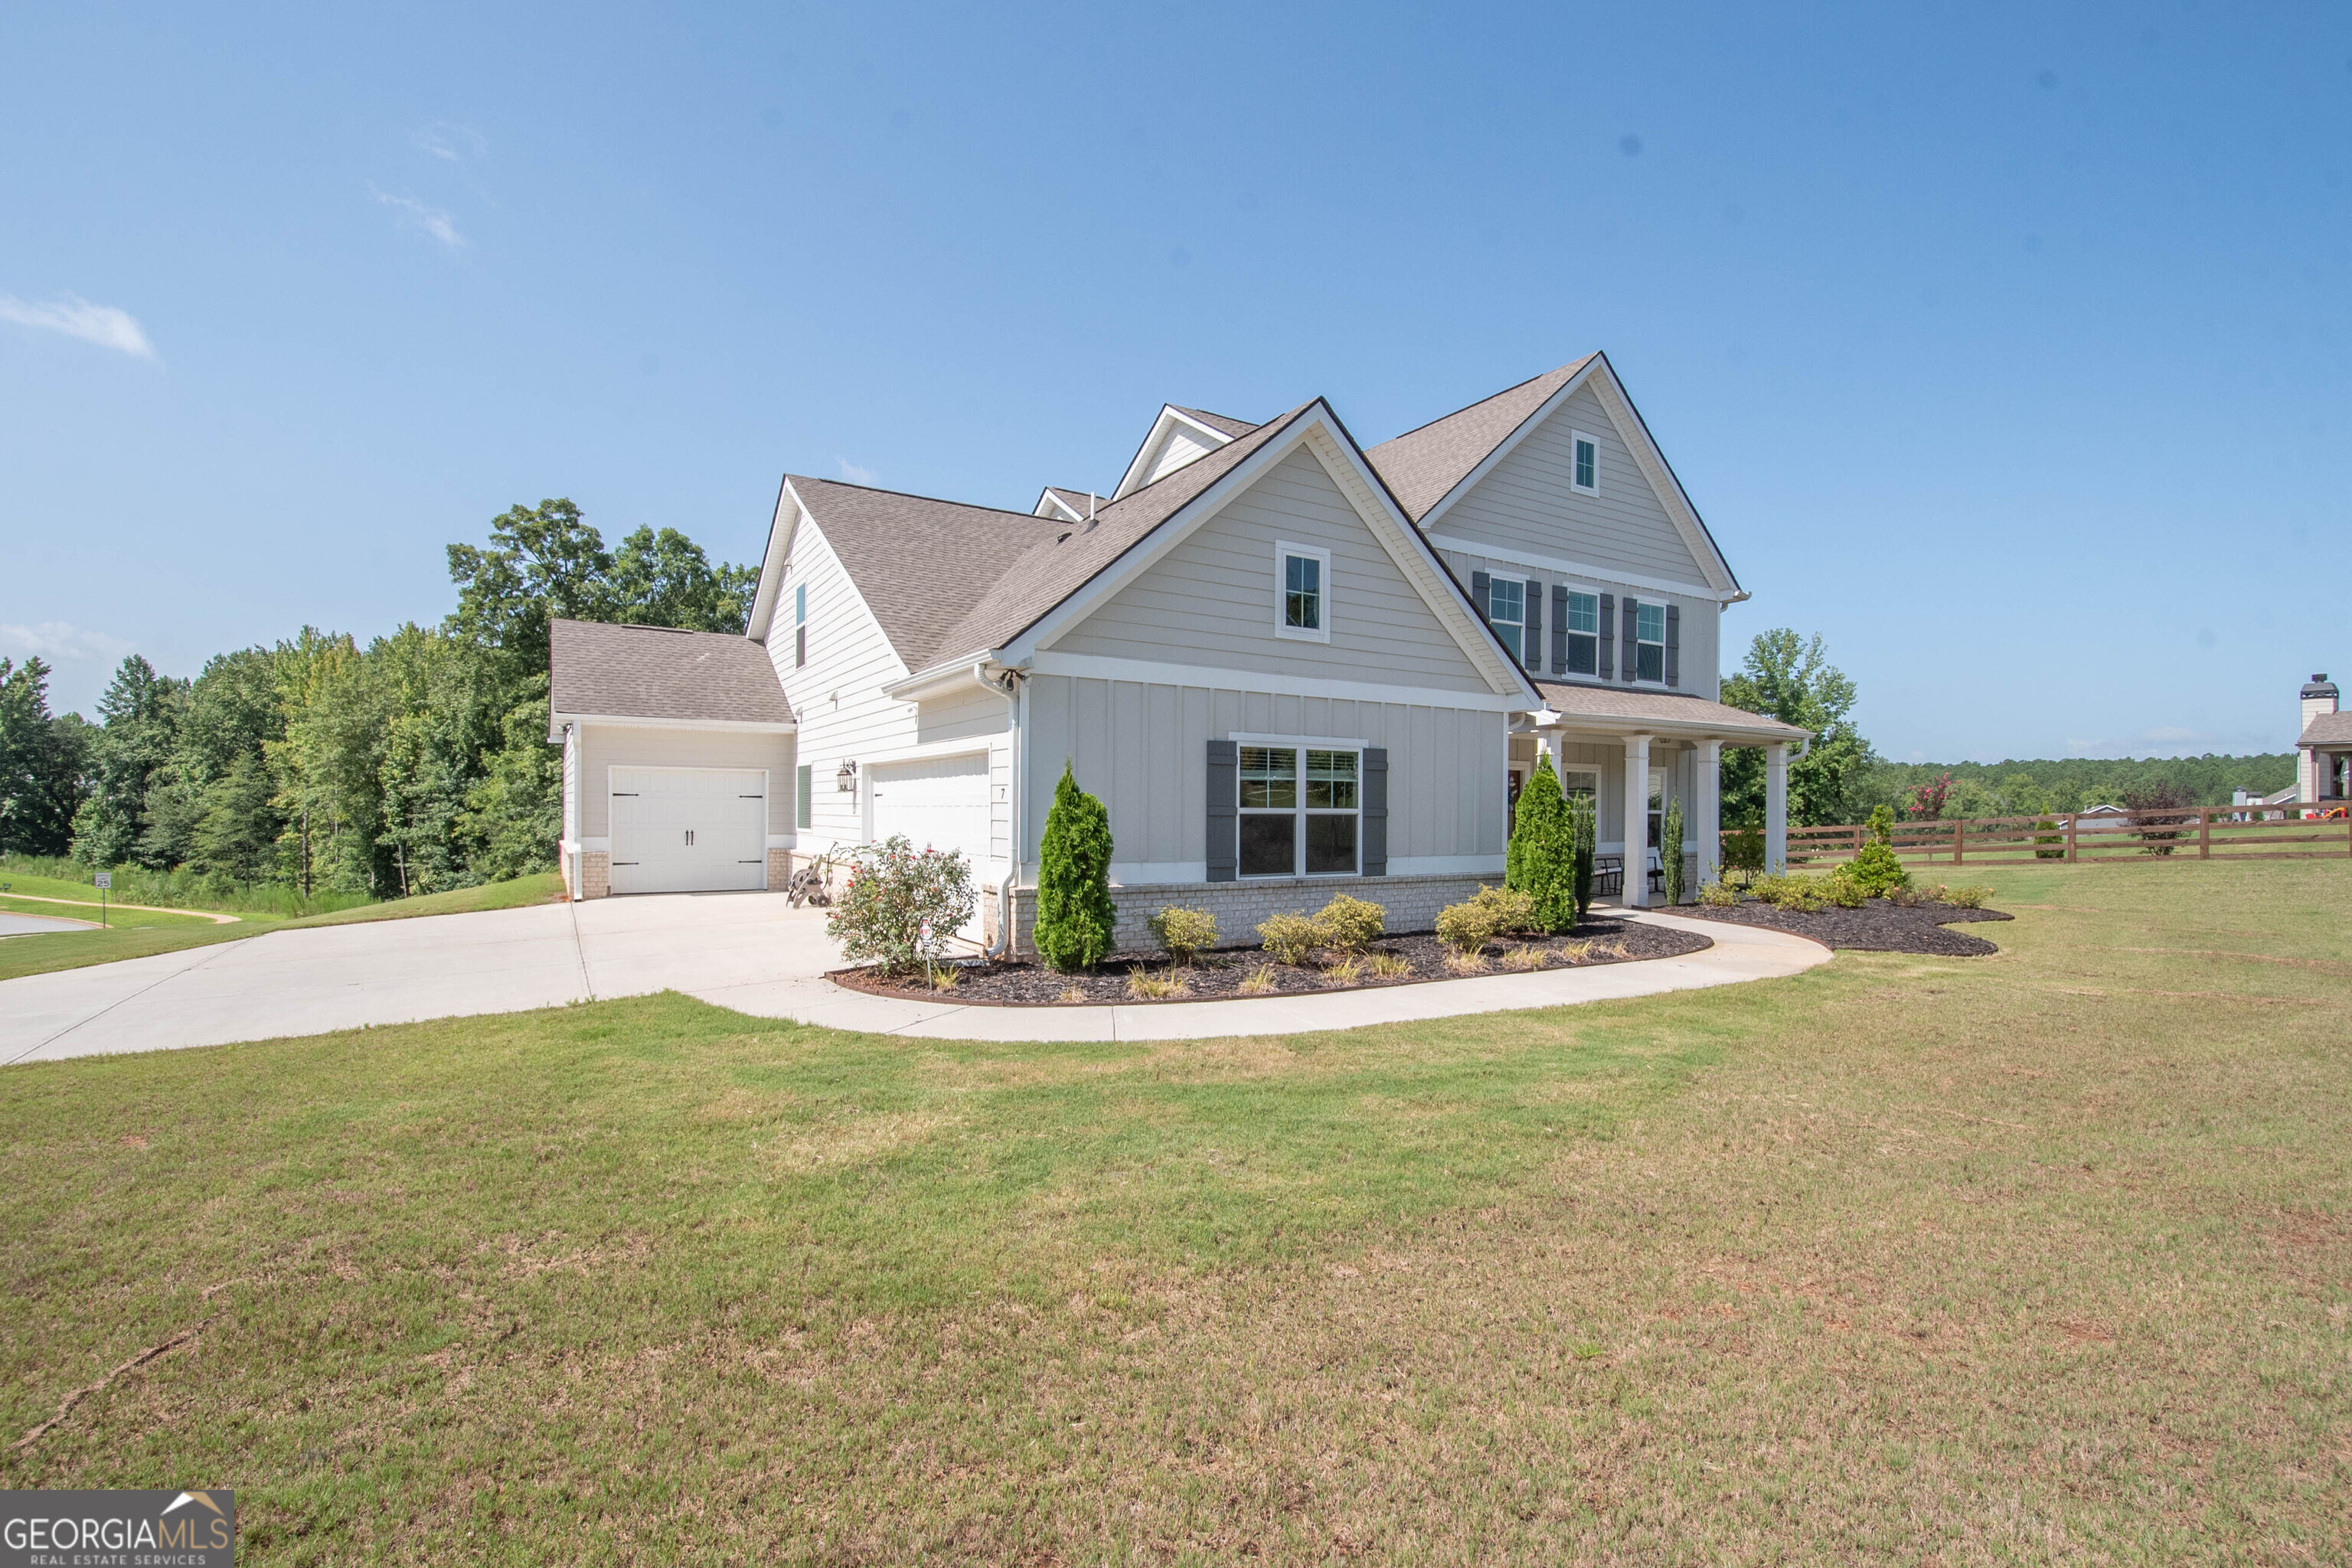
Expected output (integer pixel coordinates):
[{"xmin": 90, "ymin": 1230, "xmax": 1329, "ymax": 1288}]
[
  {"xmin": 1697, "ymin": 738, "xmax": 1723, "ymax": 887},
  {"xmin": 1623, "ymin": 733, "xmax": 1652, "ymax": 907},
  {"xmin": 1765, "ymin": 742, "xmax": 1790, "ymax": 874}
]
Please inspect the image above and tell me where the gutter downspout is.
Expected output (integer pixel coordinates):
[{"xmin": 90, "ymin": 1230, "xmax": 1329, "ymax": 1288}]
[{"xmin": 974, "ymin": 662, "xmax": 1025, "ymax": 959}]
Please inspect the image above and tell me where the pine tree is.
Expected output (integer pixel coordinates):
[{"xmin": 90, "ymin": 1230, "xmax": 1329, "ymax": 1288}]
[
  {"xmin": 1032, "ymin": 762, "xmax": 1116, "ymax": 970},
  {"xmin": 1504, "ymin": 754, "xmax": 1579, "ymax": 933}
]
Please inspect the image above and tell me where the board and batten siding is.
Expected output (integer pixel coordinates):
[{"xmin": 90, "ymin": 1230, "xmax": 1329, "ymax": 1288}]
[
  {"xmin": 574, "ymin": 724, "xmax": 795, "ymax": 841},
  {"xmin": 1439, "ymin": 382, "xmax": 1712, "ymax": 589},
  {"xmin": 1050, "ymin": 446, "xmax": 1493, "ymax": 694},
  {"xmin": 763, "ymin": 511, "xmax": 1012, "ymax": 872},
  {"xmin": 1022, "ymin": 672, "xmax": 1505, "ymax": 880},
  {"xmin": 1439, "ymin": 544, "xmax": 1722, "ymax": 701}
]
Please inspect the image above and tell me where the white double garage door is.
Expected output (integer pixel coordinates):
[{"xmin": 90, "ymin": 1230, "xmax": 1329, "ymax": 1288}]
[{"xmin": 609, "ymin": 766, "xmax": 769, "ymax": 895}]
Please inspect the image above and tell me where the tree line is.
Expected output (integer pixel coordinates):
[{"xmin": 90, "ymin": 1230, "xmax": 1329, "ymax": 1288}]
[{"xmin": 0, "ymin": 501, "xmax": 756, "ymax": 899}]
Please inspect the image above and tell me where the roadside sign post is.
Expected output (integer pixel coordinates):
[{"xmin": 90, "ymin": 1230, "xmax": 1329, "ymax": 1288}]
[{"xmin": 95, "ymin": 870, "xmax": 110, "ymax": 927}]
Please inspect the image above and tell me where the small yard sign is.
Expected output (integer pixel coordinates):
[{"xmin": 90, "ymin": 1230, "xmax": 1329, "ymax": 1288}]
[{"xmin": 94, "ymin": 870, "xmax": 110, "ymax": 926}]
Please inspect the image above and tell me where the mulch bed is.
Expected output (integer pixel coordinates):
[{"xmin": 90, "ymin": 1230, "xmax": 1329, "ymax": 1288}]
[
  {"xmin": 1672, "ymin": 896, "xmax": 2014, "ymax": 956},
  {"xmin": 831, "ymin": 916, "xmax": 1715, "ymax": 1006}
]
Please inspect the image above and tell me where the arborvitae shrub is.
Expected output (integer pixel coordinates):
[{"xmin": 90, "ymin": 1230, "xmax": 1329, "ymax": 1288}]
[
  {"xmin": 1032, "ymin": 763, "xmax": 1116, "ymax": 970},
  {"xmin": 1505, "ymin": 756, "xmax": 1579, "ymax": 933}
]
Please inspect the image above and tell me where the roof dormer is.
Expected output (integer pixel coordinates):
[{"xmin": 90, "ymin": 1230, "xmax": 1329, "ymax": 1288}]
[{"xmin": 1111, "ymin": 404, "xmax": 1261, "ymax": 499}]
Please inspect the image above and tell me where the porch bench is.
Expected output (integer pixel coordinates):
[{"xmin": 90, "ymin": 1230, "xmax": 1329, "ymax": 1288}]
[{"xmin": 1590, "ymin": 854, "xmax": 1664, "ymax": 900}]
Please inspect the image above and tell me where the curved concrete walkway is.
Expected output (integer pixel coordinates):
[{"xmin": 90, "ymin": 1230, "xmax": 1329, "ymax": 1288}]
[
  {"xmin": 698, "ymin": 913, "xmax": 1829, "ymax": 1042},
  {"xmin": 0, "ymin": 897, "xmax": 1828, "ymax": 1064}
]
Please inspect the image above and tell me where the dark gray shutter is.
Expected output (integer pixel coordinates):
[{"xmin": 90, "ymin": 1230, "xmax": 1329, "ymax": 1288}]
[
  {"xmin": 1207, "ymin": 740, "xmax": 1237, "ymax": 882},
  {"xmin": 1621, "ymin": 596, "xmax": 1639, "ymax": 683},
  {"xmin": 1598, "ymin": 593, "xmax": 1615, "ymax": 680},
  {"xmin": 1664, "ymin": 604, "xmax": 1681, "ymax": 688},
  {"xmin": 1521, "ymin": 579, "xmax": 1541, "ymax": 671},
  {"xmin": 1361, "ymin": 747, "xmax": 1388, "ymax": 876},
  {"xmin": 1550, "ymin": 584, "xmax": 1569, "ymax": 673},
  {"xmin": 1470, "ymin": 570, "xmax": 1491, "ymax": 629}
]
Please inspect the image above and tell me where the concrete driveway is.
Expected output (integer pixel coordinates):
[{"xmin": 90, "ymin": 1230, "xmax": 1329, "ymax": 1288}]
[{"xmin": 2, "ymin": 893, "xmax": 844, "ymax": 1066}]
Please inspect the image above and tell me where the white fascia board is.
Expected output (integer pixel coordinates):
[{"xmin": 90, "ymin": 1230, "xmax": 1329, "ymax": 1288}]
[
  {"xmin": 1011, "ymin": 405, "xmax": 1540, "ymax": 704},
  {"xmin": 1027, "ymin": 650, "xmax": 1525, "ymax": 713},
  {"xmin": 745, "ymin": 478, "xmax": 807, "ymax": 643},
  {"xmin": 1111, "ymin": 405, "xmax": 1236, "ymax": 500},
  {"xmin": 881, "ymin": 658, "xmax": 1004, "ymax": 703},
  {"xmin": 1034, "ymin": 488, "xmax": 1088, "ymax": 522},
  {"xmin": 1414, "ymin": 355, "xmax": 1742, "ymax": 600},
  {"xmin": 557, "ymin": 712, "xmax": 797, "ymax": 734},
  {"xmin": 1536, "ymin": 711, "xmax": 1806, "ymax": 746},
  {"xmin": 1423, "ymin": 534, "xmax": 1743, "ymax": 604}
]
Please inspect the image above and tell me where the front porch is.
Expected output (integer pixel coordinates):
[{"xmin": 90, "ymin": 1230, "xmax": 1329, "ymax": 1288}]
[{"xmin": 1515, "ymin": 681, "xmax": 1813, "ymax": 907}]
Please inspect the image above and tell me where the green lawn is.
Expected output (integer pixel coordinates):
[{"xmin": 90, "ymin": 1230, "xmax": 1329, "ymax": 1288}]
[
  {"xmin": 0, "ymin": 873, "xmax": 567, "ymax": 983},
  {"xmin": 2, "ymin": 859, "xmax": 2347, "ymax": 1562}
]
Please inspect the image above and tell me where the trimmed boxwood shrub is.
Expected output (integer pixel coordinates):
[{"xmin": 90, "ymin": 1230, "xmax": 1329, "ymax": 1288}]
[
  {"xmin": 1313, "ymin": 893, "xmax": 1386, "ymax": 952},
  {"xmin": 1148, "ymin": 906, "xmax": 1217, "ymax": 964},
  {"xmin": 1033, "ymin": 763, "xmax": 1116, "ymax": 971}
]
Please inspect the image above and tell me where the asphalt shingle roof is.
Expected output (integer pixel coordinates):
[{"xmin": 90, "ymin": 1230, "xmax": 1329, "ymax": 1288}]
[
  {"xmin": 1532, "ymin": 679, "xmax": 1810, "ymax": 741},
  {"xmin": 547, "ymin": 619, "xmax": 794, "ymax": 734},
  {"xmin": 2298, "ymin": 711, "xmax": 2352, "ymax": 746},
  {"xmin": 1365, "ymin": 355, "xmax": 1598, "ymax": 522},
  {"xmin": 784, "ymin": 478, "xmax": 1068, "ymax": 671},
  {"xmin": 916, "ymin": 400, "xmax": 1319, "ymax": 668},
  {"xmin": 1169, "ymin": 406, "xmax": 1260, "ymax": 439}
]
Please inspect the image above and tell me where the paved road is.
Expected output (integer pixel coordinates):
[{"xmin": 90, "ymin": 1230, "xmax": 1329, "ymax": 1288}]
[
  {"xmin": 2, "ymin": 897, "xmax": 1828, "ymax": 1063},
  {"xmin": 2, "ymin": 893, "xmax": 842, "ymax": 1066},
  {"xmin": 0, "ymin": 912, "xmax": 97, "ymax": 937}
]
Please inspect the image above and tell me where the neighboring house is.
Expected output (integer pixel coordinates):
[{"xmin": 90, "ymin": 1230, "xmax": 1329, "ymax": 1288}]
[
  {"xmin": 549, "ymin": 355, "xmax": 1810, "ymax": 949},
  {"xmin": 2295, "ymin": 673, "xmax": 2348, "ymax": 805}
]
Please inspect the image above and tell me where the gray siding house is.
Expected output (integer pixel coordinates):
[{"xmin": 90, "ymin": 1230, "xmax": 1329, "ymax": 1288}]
[{"xmin": 550, "ymin": 355, "xmax": 1809, "ymax": 949}]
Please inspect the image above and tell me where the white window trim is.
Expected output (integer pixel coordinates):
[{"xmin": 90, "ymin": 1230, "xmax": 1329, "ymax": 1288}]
[
  {"xmin": 1561, "ymin": 590, "xmax": 1602, "ymax": 678},
  {"xmin": 1560, "ymin": 764, "xmax": 1601, "ymax": 797},
  {"xmin": 1569, "ymin": 430, "xmax": 1600, "ymax": 495},
  {"xmin": 1486, "ymin": 576, "xmax": 1528, "ymax": 665},
  {"xmin": 1273, "ymin": 540, "xmax": 1332, "ymax": 643},
  {"xmin": 1632, "ymin": 600, "xmax": 1668, "ymax": 685},
  {"xmin": 1235, "ymin": 740, "xmax": 1363, "ymax": 878}
]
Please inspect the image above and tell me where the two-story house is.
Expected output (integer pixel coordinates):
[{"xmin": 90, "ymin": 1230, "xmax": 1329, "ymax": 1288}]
[{"xmin": 547, "ymin": 354, "xmax": 1809, "ymax": 951}]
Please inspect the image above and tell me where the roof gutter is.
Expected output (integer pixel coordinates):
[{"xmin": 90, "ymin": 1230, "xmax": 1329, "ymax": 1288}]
[{"xmin": 884, "ymin": 653, "xmax": 1005, "ymax": 704}]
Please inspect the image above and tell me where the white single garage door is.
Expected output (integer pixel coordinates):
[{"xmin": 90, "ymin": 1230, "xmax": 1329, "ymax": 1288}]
[
  {"xmin": 609, "ymin": 766, "xmax": 768, "ymax": 895},
  {"xmin": 869, "ymin": 753, "xmax": 993, "ymax": 938}
]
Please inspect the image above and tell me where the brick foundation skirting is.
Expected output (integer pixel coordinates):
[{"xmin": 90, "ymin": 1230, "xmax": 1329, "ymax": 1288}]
[
  {"xmin": 568, "ymin": 849, "xmax": 611, "ymax": 900},
  {"xmin": 998, "ymin": 872, "xmax": 1505, "ymax": 956},
  {"xmin": 766, "ymin": 848, "xmax": 793, "ymax": 891}
]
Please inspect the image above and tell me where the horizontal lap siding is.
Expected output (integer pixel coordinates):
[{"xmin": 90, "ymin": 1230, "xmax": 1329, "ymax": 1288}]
[
  {"xmin": 1444, "ymin": 383, "xmax": 1712, "ymax": 589},
  {"xmin": 578, "ymin": 726, "xmax": 795, "ymax": 839},
  {"xmin": 1054, "ymin": 447, "xmax": 1491, "ymax": 694},
  {"xmin": 1025, "ymin": 673, "xmax": 1503, "ymax": 871},
  {"xmin": 1439, "ymin": 545, "xmax": 1722, "ymax": 701}
]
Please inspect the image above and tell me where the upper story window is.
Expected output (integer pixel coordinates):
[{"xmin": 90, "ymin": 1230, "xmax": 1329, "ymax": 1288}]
[
  {"xmin": 1570, "ymin": 430, "xmax": 1599, "ymax": 495},
  {"xmin": 1276, "ymin": 542, "xmax": 1331, "ymax": 642},
  {"xmin": 1485, "ymin": 577, "xmax": 1527, "ymax": 665},
  {"xmin": 1563, "ymin": 590, "xmax": 1599, "ymax": 675},
  {"xmin": 794, "ymin": 583, "xmax": 808, "ymax": 668},
  {"xmin": 1635, "ymin": 600, "xmax": 1666, "ymax": 682}
]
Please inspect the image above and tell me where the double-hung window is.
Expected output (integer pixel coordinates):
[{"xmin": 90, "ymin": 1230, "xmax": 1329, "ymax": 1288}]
[
  {"xmin": 1563, "ymin": 590, "xmax": 1599, "ymax": 675},
  {"xmin": 1634, "ymin": 601, "xmax": 1665, "ymax": 682},
  {"xmin": 1570, "ymin": 430, "xmax": 1599, "ymax": 494},
  {"xmin": 1486, "ymin": 578, "xmax": 1527, "ymax": 666},
  {"xmin": 1238, "ymin": 745, "xmax": 1360, "ymax": 876},
  {"xmin": 1276, "ymin": 543, "xmax": 1331, "ymax": 641},
  {"xmin": 794, "ymin": 583, "xmax": 808, "ymax": 668}
]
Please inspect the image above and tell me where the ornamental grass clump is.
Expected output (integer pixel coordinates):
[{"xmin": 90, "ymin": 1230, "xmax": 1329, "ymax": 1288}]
[
  {"xmin": 1257, "ymin": 912, "xmax": 1321, "ymax": 966},
  {"xmin": 1148, "ymin": 906, "xmax": 1218, "ymax": 965},
  {"xmin": 1033, "ymin": 763, "xmax": 1116, "ymax": 972},
  {"xmin": 1504, "ymin": 756, "xmax": 1580, "ymax": 932},
  {"xmin": 1312, "ymin": 893, "xmax": 1386, "ymax": 953},
  {"xmin": 825, "ymin": 835, "xmax": 978, "ymax": 978},
  {"xmin": 1236, "ymin": 962, "xmax": 1277, "ymax": 995}
]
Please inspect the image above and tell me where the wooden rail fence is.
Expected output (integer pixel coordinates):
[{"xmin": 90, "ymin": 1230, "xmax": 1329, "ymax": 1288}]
[{"xmin": 1735, "ymin": 804, "xmax": 2352, "ymax": 867}]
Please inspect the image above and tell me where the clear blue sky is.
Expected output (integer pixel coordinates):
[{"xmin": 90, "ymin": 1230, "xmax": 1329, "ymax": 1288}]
[{"xmin": 3, "ymin": 2, "xmax": 2346, "ymax": 763}]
